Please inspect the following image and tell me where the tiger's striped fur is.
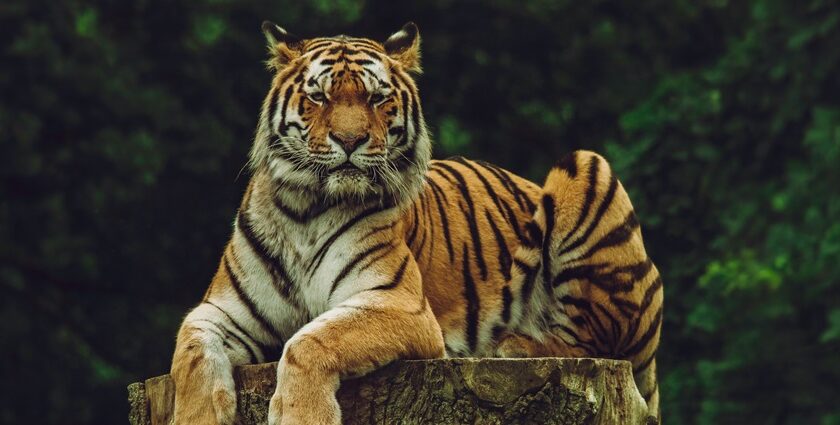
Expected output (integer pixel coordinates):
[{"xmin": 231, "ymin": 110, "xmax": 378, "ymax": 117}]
[{"xmin": 170, "ymin": 22, "xmax": 662, "ymax": 425}]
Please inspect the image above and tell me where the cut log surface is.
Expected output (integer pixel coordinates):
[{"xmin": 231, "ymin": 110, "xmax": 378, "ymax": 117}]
[{"xmin": 127, "ymin": 358, "xmax": 656, "ymax": 425}]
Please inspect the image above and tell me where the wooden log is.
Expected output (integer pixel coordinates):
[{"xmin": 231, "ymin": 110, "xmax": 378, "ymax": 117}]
[{"xmin": 128, "ymin": 358, "xmax": 656, "ymax": 424}]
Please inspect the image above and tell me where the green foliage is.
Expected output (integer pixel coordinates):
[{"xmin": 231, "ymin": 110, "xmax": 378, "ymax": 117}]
[{"xmin": 1, "ymin": 0, "xmax": 839, "ymax": 423}]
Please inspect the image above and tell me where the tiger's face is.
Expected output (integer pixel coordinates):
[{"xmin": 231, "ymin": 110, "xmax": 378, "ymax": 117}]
[{"xmin": 251, "ymin": 22, "xmax": 430, "ymax": 205}]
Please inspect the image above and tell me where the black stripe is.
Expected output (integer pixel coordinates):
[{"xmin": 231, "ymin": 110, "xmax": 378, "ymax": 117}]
[
  {"xmin": 552, "ymin": 263, "xmax": 600, "ymax": 287},
  {"xmin": 552, "ymin": 259, "xmax": 653, "ymax": 294},
  {"xmin": 390, "ymin": 71, "xmax": 419, "ymax": 141},
  {"xmin": 633, "ymin": 348, "xmax": 657, "ymax": 374},
  {"xmin": 279, "ymin": 121, "xmax": 305, "ymax": 135},
  {"xmin": 560, "ymin": 295, "xmax": 610, "ymax": 350},
  {"xmin": 273, "ymin": 196, "xmax": 336, "ymax": 223},
  {"xmin": 305, "ymin": 40, "xmax": 336, "ymax": 50},
  {"xmin": 392, "ymin": 139, "xmax": 417, "ymax": 172},
  {"xmin": 432, "ymin": 162, "xmax": 488, "ymax": 280},
  {"xmin": 297, "ymin": 83, "xmax": 308, "ymax": 117},
  {"xmin": 474, "ymin": 160, "xmax": 525, "ymax": 211},
  {"xmin": 558, "ymin": 156, "xmax": 599, "ymax": 247},
  {"xmin": 639, "ymin": 275, "xmax": 663, "ymax": 314},
  {"xmin": 594, "ymin": 302, "xmax": 622, "ymax": 354},
  {"xmin": 484, "ymin": 209, "xmax": 512, "ymax": 280},
  {"xmin": 422, "ymin": 188, "xmax": 435, "ymax": 262},
  {"xmin": 515, "ymin": 258, "xmax": 538, "ymax": 302},
  {"xmin": 329, "ymin": 241, "xmax": 393, "ymax": 296},
  {"xmin": 221, "ymin": 323, "xmax": 258, "ymax": 363},
  {"xmin": 599, "ymin": 259, "xmax": 654, "ymax": 293},
  {"xmin": 474, "ymin": 160, "xmax": 536, "ymax": 213},
  {"xmin": 559, "ymin": 174, "xmax": 619, "ymax": 257},
  {"xmin": 204, "ymin": 301, "xmax": 264, "ymax": 362},
  {"xmin": 370, "ymin": 255, "xmax": 410, "ymax": 291},
  {"xmin": 278, "ymin": 84, "xmax": 295, "ymax": 133},
  {"xmin": 192, "ymin": 320, "xmax": 230, "ymax": 346},
  {"xmin": 554, "ymin": 151, "xmax": 578, "ymax": 178},
  {"xmin": 501, "ymin": 286, "xmax": 513, "ymax": 323},
  {"xmin": 476, "ymin": 161, "xmax": 533, "ymax": 212},
  {"xmin": 498, "ymin": 195, "xmax": 529, "ymax": 246},
  {"xmin": 427, "ymin": 179, "xmax": 455, "ymax": 263},
  {"xmin": 194, "ymin": 316, "xmax": 258, "ymax": 364},
  {"xmin": 618, "ymin": 274, "xmax": 662, "ymax": 350},
  {"xmin": 307, "ymin": 205, "xmax": 385, "ymax": 274},
  {"xmin": 400, "ymin": 91, "xmax": 409, "ymax": 133},
  {"xmin": 360, "ymin": 221, "xmax": 396, "ymax": 240},
  {"xmin": 429, "ymin": 164, "xmax": 456, "ymax": 185},
  {"xmin": 266, "ymin": 87, "xmax": 280, "ymax": 133},
  {"xmin": 344, "ymin": 38, "xmax": 385, "ymax": 50},
  {"xmin": 236, "ymin": 209, "xmax": 301, "ymax": 308},
  {"xmin": 462, "ymin": 244, "xmax": 481, "ymax": 352},
  {"xmin": 359, "ymin": 242, "xmax": 398, "ymax": 272},
  {"xmin": 491, "ymin": 326, "xmax": 506, "ymax": 343},
  {"xmin": 405, "ymin": 202, "xmax": 420, "ymax": 248},
  {"xmin": 222, "ymin": 256, "xmax": 284, "ymax": 343},
  {"xmin": 325, "ymin": 45, "xmax": 347, "ymax": 55},
  {"xmin": 550, "ymin": 323, "xmax": 598, "ymax": 354},
  {"xmin": 414, "ymin": 192, "xmax": 429, "ymax": 257},
  {"xmin": 524, "ymin": 220, "xmax": 543, "ymax": 248},
  {"xmin": 306, "ymin": 46, "xmax": 331, "ymax": 64},
  {"xmin": 622, "ymin": 306, "xmax": 663, "ymax": 358},
  {"xmin": 410, "ymin": 92, "xmax": 420, "ymax": 139},
  {"xmin": 540, "ymin": 194, "xmax": 555, "ymax": 291},
  {"xmin": 453, "ymin": 158, "xmax": 511, "ymax": 226},
  {"xmin": 610, "ymin": 296, "xmax": 640, "ymax": 318},
  {"xmin": 582, "ymin": 210, "xmax": 639, "ymax": 258}
]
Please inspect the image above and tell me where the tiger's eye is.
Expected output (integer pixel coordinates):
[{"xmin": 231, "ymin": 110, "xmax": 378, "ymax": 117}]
[
  {"xmin": 369, "ymin": 93, "xmax": 385, "ymax": 104},
  {"xmin": 308, "ymin": 92, "xmax": 326, "ymax": 103}
]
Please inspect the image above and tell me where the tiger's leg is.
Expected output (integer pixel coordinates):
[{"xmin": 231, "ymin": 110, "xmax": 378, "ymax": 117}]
[
  {"xmin": 267, "ymin": 255, "xmax": 445, "ymax": 425},
  {"xmin": 171, "ymin": 305, "xmax": 238, "ymax": 425},
  {"xmin": 171, "ymin": 302, "xmax": 267, "ymax": 425},
  {"xmin": 636, "ymin": 358, "xmax": 660, "ymax": 417}
]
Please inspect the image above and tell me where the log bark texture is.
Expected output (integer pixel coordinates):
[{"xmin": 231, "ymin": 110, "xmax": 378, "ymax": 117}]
[{"xmin": 127, "ymin": 358, "xmax": 655, "ymax": 425}]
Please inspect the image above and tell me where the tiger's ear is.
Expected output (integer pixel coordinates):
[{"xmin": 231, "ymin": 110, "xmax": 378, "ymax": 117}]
[
  {"xmin": 384, "ymin": 22, "xmax": 421, "ymax": 73},
  {"xmin": 261, "ymin": 21, "xmax": 302, "ymax": 71}
]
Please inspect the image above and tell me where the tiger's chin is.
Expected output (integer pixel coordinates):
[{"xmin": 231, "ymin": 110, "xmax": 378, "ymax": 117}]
[{"xmin": 323, "ymin": 170, "xmax": 383, "ymax": 203}]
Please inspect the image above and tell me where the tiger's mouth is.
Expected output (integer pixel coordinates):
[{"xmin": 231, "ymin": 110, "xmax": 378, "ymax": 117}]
[
  {"xmin": 331, "ymin": 162, "xmax": 361, "ymax": 172},
  {"xmin": 328, "ymin": 161, "xmax": 369, "ymax": 180}
]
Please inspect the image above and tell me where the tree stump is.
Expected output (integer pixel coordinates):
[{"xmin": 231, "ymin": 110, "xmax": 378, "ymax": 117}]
[{"xmin": 127, "ymin": 358, "xmax": 655, "ymax": 424}]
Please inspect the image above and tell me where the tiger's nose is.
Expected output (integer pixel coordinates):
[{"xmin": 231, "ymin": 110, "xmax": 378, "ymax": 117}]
[{"xmin": 330, "ymin": 132, "xmax": 370, "ymax": 154}]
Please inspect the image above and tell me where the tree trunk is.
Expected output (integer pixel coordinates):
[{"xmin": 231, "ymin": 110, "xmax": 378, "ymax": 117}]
[{"xmin": 127, "ymin": 358, "xmax": 656, "ymax": 425}]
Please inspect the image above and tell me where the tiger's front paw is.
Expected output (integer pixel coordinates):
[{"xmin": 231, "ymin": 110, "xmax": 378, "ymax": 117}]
[
  {"xmin": 267, "ymin": 389, "xmax": 340, "ymax": 425},
  {"xmin": 172, "ymin": 369, "xmax": 237, "ymax": 425},
  {"xmin": 268, "ymin": 363, "xmax": 341, "ymax": 425}
]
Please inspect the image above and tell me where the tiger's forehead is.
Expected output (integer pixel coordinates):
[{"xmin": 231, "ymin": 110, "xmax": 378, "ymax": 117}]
[
  {"xmin": 302, "ymin": 36, "xmax": 386, "ymax": 54},
  {"xmin": 298, "ymin": 37, "xmax": 393, "ymax": 94}
]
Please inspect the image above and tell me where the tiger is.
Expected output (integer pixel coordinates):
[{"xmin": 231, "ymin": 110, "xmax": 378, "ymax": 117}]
[{"xmin": 170, "ymin": 21, "xmax": 663, "ymax": 425}]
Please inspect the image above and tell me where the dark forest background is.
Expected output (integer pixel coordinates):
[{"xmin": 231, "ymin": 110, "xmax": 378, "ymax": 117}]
[{"xmin": 2, "ymin": 0, "xmax": 839, "ymax": 423}]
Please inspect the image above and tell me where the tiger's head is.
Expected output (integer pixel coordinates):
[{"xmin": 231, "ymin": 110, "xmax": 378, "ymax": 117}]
[{"xmin": 250, "ymin": 22, "xmax": 431, "ymax": 206}]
